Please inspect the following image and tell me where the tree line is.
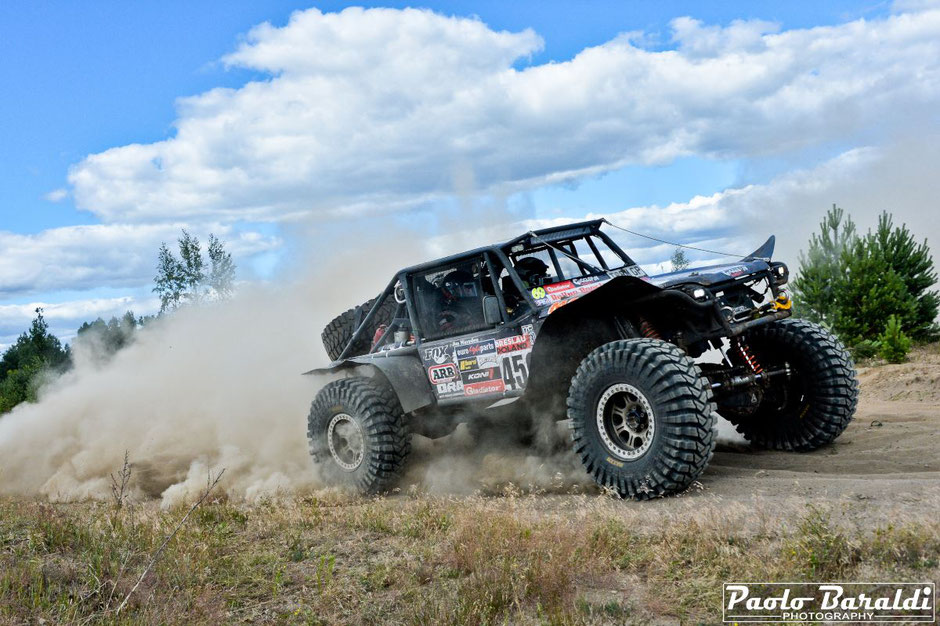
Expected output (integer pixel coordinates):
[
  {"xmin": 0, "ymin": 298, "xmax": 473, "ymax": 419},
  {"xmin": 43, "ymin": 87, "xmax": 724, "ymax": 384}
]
[{"xmin": 0, "ymin": 230, "xmax": 235, "ymax": 414}]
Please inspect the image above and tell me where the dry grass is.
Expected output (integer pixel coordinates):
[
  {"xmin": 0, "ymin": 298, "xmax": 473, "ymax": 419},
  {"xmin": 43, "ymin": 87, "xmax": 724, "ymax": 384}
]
[{"xmin": 1, "ymin": 493, "xmax": 938, "ymax": 625}]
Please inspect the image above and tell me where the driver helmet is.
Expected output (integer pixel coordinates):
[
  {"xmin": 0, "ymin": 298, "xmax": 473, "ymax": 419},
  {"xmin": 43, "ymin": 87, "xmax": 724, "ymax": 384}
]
[
  {"xmin": 515, "ymin": 256, "xmax": 549, "ymax": 287},
  {"xmin": 440, "ymin": 270, "xmax": 475, "ymax": 302}
]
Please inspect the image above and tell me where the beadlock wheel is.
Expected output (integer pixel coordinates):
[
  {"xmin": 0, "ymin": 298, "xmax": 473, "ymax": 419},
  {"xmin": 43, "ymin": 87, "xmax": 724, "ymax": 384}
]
[
  {"xmin": 327, "ymin": 413, "xmax": 364, "ymax": 471},
  {"xmin": 596, "ymin": 383, "xmax": 655, "ymax": 460}
]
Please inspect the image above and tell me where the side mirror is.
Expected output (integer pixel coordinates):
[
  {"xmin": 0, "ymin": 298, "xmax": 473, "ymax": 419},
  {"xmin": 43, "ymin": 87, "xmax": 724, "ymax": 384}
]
[{"xmin": 482, "ymin": 296, "xmax": 502, "ymax": 325}]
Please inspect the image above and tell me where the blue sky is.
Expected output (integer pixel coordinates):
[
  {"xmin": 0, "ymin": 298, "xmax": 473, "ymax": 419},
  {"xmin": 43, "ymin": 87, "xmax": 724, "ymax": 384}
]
[
  {"xmin": 2, "ymin": 1, "xmax": 888, "ymax": 232},
  {"xmin": 1, "ymin": 0, "xmax": 938, "ymax": 348}
]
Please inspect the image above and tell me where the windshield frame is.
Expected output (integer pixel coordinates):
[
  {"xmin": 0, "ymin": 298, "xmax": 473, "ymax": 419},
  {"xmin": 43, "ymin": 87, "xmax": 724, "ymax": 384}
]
[{"xmin": 503, "ymin": 229, "xmax": 636, "ymax": 284}]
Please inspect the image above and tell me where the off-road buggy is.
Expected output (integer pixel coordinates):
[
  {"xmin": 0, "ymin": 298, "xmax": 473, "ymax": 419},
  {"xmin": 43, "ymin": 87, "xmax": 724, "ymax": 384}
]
[{"xmin": 306, "ymin": 219, "xmax": 858, "ymax": 498}]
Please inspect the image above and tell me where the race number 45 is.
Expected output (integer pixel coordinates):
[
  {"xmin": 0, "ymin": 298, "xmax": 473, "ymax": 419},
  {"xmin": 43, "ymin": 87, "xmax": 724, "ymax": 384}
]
[{"xmin": 501, "ymin": 353, "xmax": 530, "ymax": 390}]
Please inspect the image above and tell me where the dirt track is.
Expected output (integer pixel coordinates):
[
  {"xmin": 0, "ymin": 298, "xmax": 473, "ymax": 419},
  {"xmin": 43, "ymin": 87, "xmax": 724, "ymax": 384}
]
[
  {"xmin": 400, "ymin": 345, "xmax": 940, "ymax": 526},
  {"xmin": 707, "ymin": 349, "xmax": 940, "ymax": 506}
]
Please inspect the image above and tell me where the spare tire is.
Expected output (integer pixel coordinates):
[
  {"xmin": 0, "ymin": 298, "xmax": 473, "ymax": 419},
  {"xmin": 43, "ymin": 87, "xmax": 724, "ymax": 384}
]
[{"xmin": 321, "ymin": 296, "xmax": 397, "ymax": 361}]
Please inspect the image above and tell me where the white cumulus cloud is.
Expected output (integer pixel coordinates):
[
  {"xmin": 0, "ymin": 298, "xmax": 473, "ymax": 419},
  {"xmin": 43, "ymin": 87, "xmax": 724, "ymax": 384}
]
[{"xmin": 66, "ymin": 6, "xmax": 940, "ymax": 225}]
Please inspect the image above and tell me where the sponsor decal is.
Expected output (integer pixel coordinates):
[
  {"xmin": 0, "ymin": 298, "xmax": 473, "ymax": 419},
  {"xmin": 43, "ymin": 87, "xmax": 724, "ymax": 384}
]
[
  {"xmin": 454, "ymin": 335, "xmax": 487, "ymax": 347},
  {"xmin": 495, "ymin": 334, "xmax": 531, "ymax": 354},
  {"xmin": 543, "ymin": 280, "xmax": 574, "ymax": 294},
  {"xmin": 459, "ymin": 354, "xmax": 498, "ymax": 371},
  {"xmin": 436, "ymin": 380, "xmax": 464, "ymax": 395},
  {"xmin": 476, "ymin": 352, "xmax": 499, "ymax": 367},
  {"xmin": 609, "ymin": 265, "xmax": 647, "ymax": 278},
  {"xmin": 572, "ymin": 276, "xmax": 602, "ymax": 286},
  {"xmin": 428, "ymin": 363, "xmax": 458, "ymax": 383},
  {"xmin": 464, "ymin": 379, "xmax": 506, "ymax": 396},
  {"xmin": 722, "ymin": 582, "xmax": 935, "ymax": 623},
  {"xmin": 548, "ymin": 299, "xmax": 572, "ymax": 314},
  {"xmin": 530, "ymin": 287, "xmax": 546, "ymax": 299},
  {"xmin": 455, "ymin": 340, "xmax": 496, "ymax": 359},
  {"xmin": 461, "ymin": 367, "xmax": 500, "ymax": 384},
  {"xmin": 423, "ymin": 345, "xmax": 451, "ymax": 365},
  {"xmin": 722, "ymin": 265, "xmax": 749, "ymax": 278},
  {"xmin": 542, "ymin": 282, "xmax": 608, "ymax": 313}
]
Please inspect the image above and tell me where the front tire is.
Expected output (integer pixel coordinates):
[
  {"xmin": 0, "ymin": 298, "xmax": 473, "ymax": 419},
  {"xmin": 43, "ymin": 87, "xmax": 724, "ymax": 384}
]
[
  {"xmin": 307, "ymin": 377, "xmax": 410, "ymax": 493},
  {"xmin": 567, "ymin": 339, "xmax": 716, "ymax": 499},
  {"xmin": 721, "ymin": 319, "xmax": 858, "ymax": 451}
]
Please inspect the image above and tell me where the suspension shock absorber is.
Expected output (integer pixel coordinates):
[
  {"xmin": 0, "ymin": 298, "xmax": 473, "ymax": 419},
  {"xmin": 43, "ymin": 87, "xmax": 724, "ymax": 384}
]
[
  {"xmin": 638, "ymin": 317, "xmax": 662, "ymax": 340},
  {"xmin": 733, "ymin": 336, "xmax": 763, "ymax": 374}
]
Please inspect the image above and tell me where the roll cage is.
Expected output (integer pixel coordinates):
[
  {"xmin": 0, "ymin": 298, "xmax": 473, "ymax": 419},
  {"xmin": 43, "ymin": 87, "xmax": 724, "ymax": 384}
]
[{"xmin": 331, "ymin": 219, "xmax": 635, "ymax": 362}]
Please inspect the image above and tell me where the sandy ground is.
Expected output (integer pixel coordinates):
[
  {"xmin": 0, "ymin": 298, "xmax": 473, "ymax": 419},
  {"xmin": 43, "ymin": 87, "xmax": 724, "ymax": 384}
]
[
  {"xmin": 705, "ymin": 347, "xmax": 940, "ymax": 506},
  {"xmin": 398, "ymin": 345, "xmax": 940, "ymax": 526}
]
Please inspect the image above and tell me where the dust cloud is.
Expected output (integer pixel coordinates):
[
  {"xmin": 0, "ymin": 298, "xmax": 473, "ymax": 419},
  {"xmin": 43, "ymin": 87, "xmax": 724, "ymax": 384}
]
[
  {"xmin": 0, "ymin": 217, "xmax": 601, "ymax": 505},
  {"xmin": 0, "ymin": 281, "xmax": 325, "ymax": 506}
]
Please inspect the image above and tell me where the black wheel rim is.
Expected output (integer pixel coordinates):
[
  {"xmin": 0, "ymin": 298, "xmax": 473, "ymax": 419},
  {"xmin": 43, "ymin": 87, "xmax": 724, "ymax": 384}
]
[{"xmin": 596, "ymin": 383, "xmax": 655, "ymax": 460}]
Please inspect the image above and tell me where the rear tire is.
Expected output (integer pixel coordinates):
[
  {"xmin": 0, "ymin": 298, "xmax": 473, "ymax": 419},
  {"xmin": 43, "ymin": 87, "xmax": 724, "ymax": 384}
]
[
  {"xmin": 307, "ymin": 377, "xmax": 410, "ymax": 493},
  {"xmin": 721, "ymin": 319, "xmax": 858, "ymax": 451},
  {"xmin": 321, "ymin": 297, "xmax": 397, "ymax": 361},
  {"xmin": 567, "ymin": 339, "xmax": 716, "ymax": 499}
]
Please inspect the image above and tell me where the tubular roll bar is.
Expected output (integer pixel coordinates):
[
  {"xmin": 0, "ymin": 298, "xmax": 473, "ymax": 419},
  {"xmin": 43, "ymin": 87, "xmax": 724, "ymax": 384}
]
[{"xmin": 335, "ymin": 276, "xmax": 398, "ymax": 362}]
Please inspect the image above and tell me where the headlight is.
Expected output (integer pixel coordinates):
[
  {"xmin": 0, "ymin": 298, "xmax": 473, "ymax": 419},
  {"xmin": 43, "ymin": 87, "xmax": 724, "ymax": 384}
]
[{"xmin": 772, "ymin": 263, "xmax": 789, "ymax": 285}]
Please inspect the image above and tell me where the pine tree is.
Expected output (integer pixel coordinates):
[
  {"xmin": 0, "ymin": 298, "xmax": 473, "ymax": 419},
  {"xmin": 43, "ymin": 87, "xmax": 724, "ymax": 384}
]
[
  {"xmin": 832, "ymin": 237, "xmax": 917, "ymax": 345},
  {"xmin": 792, "ymin": 204, "xmax": 857, "ymax": 326},
  {"xmin": 879, "ymin": 314, "xmax": 912, "ymax": 363},
  {"xmin": 0, "ymin": 309, "xmax": 70, "ymax": 413},
  {"xmin": 795, "ymin": 205, "xmax": 938, "ymax": 346},
  {"xmin": 867, "ymin": 212, "xmax": 939, "ymax": 341}
]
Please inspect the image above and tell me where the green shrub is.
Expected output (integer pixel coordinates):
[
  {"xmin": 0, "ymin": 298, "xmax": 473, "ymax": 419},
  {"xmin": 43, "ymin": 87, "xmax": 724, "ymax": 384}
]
[
  {"xmin": 851, "ymin": 339, "xmax": 881, "ymax": 359},
  {"xmin": 879, "ymin": 315, "xmax": 912, "ymax": 363}
]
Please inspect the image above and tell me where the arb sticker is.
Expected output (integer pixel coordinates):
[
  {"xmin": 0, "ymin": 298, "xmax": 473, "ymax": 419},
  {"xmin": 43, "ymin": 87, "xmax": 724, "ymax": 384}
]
[{"xmin": 428, "ymin": 363, "xmax": 458, "ymax": 383}]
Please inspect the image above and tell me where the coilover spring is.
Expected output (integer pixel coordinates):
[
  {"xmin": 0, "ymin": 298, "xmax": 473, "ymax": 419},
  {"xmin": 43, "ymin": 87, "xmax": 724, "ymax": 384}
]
[
  {"xmin": 638, "ymin": 318, "xmax": 662, "ymax": 340},
  {"xmin": 734, "ymin": 337, "xmax": 763, "ymax": 374}
]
